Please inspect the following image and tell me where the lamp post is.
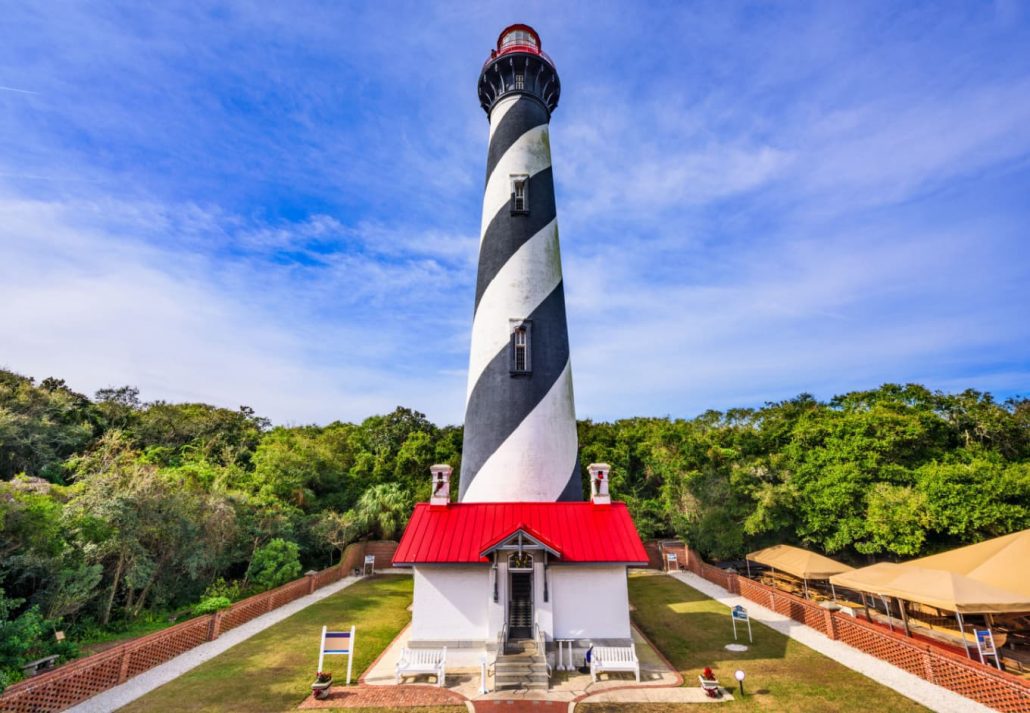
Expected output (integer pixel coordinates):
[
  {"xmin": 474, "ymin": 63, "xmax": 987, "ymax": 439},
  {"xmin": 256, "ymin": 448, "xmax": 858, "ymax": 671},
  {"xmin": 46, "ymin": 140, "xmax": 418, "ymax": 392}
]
[{"xmin": 735, "ymin": 669, "xmax": 746, "ymax": 697}]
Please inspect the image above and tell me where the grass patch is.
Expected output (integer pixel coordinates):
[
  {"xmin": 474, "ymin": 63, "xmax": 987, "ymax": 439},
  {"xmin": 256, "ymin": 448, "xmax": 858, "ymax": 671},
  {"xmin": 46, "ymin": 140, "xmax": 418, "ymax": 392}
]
[
  {"xmin": 583, "ymin": 572, "xmax": 928, "ymax": 712},
  {"xmin": 119, "ymin": 576, "xmax": 461, "ymax": 713}
]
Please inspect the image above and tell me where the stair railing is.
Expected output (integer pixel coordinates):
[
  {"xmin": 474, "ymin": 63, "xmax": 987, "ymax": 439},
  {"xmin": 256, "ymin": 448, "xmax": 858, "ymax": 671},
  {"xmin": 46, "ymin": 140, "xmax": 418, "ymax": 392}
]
[
  {"xmin": 534, "ymin": 617, "xmax": 551, "ymax": 677},
  {"xmin": 496, "ymin": 623, "xmax": 508, "ymax": 657}
]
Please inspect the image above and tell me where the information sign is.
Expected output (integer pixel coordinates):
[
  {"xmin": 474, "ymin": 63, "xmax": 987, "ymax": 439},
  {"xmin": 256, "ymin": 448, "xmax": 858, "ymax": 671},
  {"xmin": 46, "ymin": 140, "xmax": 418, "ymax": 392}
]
[
  {"xmin": 974, "ymin": 629, "xmax": 1001, "ymax": 669},
  {"xmin": 317, "ymin": 625, "xmax": 356, "ymax": 684},
  {"xmin": 731, "ymin": 605, "xmax": 753, "ymax": 643}
]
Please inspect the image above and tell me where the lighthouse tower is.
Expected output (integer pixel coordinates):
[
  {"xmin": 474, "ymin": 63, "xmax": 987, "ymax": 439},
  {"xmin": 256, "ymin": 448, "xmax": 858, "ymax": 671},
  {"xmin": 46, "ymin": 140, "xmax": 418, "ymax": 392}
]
[
  {"xmin": 459, "ymin": 24, "xmax": 580, "ymax": 503},
  {"xmin": 394, "ymin": 26, "xmax": 647, "ymax": 656}
]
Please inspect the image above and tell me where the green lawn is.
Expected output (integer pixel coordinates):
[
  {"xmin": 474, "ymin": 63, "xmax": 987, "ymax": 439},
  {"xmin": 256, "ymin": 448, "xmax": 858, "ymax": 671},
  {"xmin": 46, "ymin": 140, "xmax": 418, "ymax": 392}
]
[
  {"xmin": 120, "ymin": 571, "xmax": 930, "ymax": 713},
  {"xmin": 119, "ymin": 575, "xmax": 462, "ymax": 713},
  {"xmin": 582, "ymin": 572, "xmax": 928, "ymax": 712}
]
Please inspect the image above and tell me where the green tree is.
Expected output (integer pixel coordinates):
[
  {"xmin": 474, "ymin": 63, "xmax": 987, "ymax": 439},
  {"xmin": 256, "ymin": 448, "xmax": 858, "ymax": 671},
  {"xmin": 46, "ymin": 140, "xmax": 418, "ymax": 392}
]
[
  {"xmin": 245, "ymin": 538, "xmax": 302, "ymax": 590},
  {"xmin": 352, "ymin": 483, "xmax": 409, "ymax": 540}
]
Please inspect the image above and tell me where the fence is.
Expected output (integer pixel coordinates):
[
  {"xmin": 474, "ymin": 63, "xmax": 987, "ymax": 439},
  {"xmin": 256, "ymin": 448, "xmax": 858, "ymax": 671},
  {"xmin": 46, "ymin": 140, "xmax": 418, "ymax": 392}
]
[
  {"xmin": 0, "ymin": 540, "xmax": 399, "ymax": 713},
  {"xmin": 676, "ymin": 544, "xmax": 1030, "ymax": 713}
]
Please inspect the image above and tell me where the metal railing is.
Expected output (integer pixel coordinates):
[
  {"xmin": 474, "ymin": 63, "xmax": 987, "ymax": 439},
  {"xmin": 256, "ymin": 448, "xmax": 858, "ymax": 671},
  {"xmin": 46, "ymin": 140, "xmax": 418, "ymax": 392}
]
[
  {"xmin": 533, "ymin": 619, "xmax": 551, "ymax": 677},
  {"xmin": 496, "ymin": 623, "xmax": 508, "ymax": 657}
]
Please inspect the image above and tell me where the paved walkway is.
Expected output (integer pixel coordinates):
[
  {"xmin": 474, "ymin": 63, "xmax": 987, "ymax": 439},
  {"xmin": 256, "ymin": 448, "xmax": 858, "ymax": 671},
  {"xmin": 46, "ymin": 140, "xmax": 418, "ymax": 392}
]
[
  {"xmin": 670, "ymin": 571, "xmax": 992, "ymax": 713},
  {"xmin": 67, "ymin": 576, "xmax": 362, "ymax": 713}
]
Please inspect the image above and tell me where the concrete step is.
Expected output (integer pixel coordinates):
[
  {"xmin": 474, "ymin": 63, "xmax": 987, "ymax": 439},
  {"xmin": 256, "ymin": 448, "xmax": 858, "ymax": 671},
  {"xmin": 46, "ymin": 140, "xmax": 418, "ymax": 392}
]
[
  {"xmin": 494, "ymin": 677, "xmax": 549, "ymax": 690},
  {"xmin": 495, "ymin": 663, "xmax": 549, "ymax": 675}
]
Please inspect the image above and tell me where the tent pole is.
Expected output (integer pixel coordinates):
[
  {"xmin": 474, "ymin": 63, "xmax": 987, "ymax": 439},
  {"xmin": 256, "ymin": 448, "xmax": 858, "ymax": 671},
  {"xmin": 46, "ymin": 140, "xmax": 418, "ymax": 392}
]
[
  {"xmin": 955, "ymin": 611, "xmax": 973, "ymax": 660},
  {"xmin": 881, "ymin": 595, "xmax": 894, "ymax": 632},
  {"xmin": 830, "ymin": 582, "xmax": 837, "ymax": 602},
  {"xmin": 861, "ymin": 592, "xmax": 871, "ymax": 621},
  {"xmin": 746, "ymin": 559, "xmax": 751, "ymax": 578},
  {"xmin": 803, "ymin": 578, "xmax": 809, "ymax": 599},
  {"xmin": 897, "ymin": 598, "xmax": 911, "ymax": 637}
]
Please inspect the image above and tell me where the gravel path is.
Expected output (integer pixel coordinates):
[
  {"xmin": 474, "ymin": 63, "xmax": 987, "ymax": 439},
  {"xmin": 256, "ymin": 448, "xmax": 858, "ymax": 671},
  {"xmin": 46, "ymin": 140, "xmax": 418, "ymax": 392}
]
[
  {"xmin": 67, "ymin": 576, "xmax": 362, "ymax": 713},
  {"xmin": 670, "ymin": 572, "xmax": 991, "ymax": 713}
]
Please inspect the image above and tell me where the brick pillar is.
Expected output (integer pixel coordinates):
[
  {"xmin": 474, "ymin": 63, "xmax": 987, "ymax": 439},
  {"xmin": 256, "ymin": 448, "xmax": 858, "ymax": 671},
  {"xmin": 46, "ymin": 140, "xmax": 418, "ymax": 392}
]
[
  {"xmin": 305, "ymin": 570, "xmax": 318, "ymax": 594},
  {"xmin": 208, "ymin": 611, "xmax": 223, "ymax": 641},
  {"xmin": 825, "ymin": 609, "xmax": 837, "ymax": 640},
  {"xmin": 266, "ymin": 592, "xmax": 275, "ymax": 613},
  {"xmin": 728, "ymin": 572, "xmax": 739, "ymax": 595},
  {"xmin": 923, "ymin": 650, "xmax": 937, "ymax": 684},
  {"xmin": 118, "ymin": 646, "xmax": 132, "ymax": 683}
]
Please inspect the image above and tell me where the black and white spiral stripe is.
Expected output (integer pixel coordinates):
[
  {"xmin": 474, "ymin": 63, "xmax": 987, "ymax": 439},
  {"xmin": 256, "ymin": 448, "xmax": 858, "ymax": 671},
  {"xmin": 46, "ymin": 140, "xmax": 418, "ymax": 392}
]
[{"xmin": 459, "ymin": 94, "xmax": 581, "ymax": 503}]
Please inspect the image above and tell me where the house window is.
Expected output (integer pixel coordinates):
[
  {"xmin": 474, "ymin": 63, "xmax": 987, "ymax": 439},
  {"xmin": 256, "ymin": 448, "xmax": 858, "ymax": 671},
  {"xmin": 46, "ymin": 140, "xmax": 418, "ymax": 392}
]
[
  {"xmin": 511, "ymin": 175, "xmax": 528, "ymax": 214},
  {"xmin": 510, "ymin": 320, "xmax": 531, "ymax": 375},
  {"xmin": 508, "ymin": 552, "xmax": 534, "ymax": 570}
]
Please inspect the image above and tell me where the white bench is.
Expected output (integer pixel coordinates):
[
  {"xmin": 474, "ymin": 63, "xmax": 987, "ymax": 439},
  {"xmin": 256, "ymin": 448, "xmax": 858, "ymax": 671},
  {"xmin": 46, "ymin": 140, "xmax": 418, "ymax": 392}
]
[
  {"xmin": 699, "ymin": 675, "xmax": 722, "ymax": 697},
  {"xmin": 395, "ymin": 647, "xmax": 446, "ymax": 686},
  {"xmin": 590, "ymin": 644, "xmax": 640, "ymax": 682}
]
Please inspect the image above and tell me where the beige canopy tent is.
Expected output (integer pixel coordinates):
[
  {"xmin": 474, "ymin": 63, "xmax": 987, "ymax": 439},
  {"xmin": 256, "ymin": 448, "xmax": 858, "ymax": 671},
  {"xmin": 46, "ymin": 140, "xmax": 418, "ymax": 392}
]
[
  {"xmin": 831, "ymin": 561, "xmax": 1030, "ymax": 662},
  {"xmin": 831, "ymin": 564, "xmax": 1030, "ymax": 615},
  {"xmin": 748, "ymin": 544, "xmax": 854, "ymax": 580},
  {"xmin": 908, "ymin": 529, "xmax": 1030, "ymax": 598},
  {"xmin": 747, "ymin": 545, "xmax": 854, "ymax": 599}
]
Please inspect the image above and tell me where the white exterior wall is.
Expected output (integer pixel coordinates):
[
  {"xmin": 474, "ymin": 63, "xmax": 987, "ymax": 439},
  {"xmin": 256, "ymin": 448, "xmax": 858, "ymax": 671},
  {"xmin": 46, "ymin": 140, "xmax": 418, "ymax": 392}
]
[
  {"xmin": 535, "ymin": 560, "xmax": 553, "ymax": 638},
  {"xmin": 410, "ymin": 566, "xmax": 490, "ymax": 642},
  {"xmin": 551, "ymin": 565, "xmax": 631, "ymax": 639}
]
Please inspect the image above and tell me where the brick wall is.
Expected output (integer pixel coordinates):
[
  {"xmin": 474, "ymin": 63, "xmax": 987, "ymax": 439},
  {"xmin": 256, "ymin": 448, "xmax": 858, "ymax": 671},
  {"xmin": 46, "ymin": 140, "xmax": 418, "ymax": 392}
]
[
  {"xmin": 363, "ymin": 540, "xmax": 399, "ymax": 570},
  {"xmin": 0, "ymin": 541, "xmax": 399, "ymax": 713},
  {"xmin": 642, "ymin": 541, "xmax": 663, "ymax": 570},
  {"xmin": 682, "ymin": 545, "xmax": 1030, "ymax": 713}
]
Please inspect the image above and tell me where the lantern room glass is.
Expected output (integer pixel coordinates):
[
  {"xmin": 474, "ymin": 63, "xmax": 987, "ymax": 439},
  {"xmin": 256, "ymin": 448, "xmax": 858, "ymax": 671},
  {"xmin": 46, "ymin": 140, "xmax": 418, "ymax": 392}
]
[{"xmin": 500, "ymin": 29, "xmax": 538, "ymax": 50}]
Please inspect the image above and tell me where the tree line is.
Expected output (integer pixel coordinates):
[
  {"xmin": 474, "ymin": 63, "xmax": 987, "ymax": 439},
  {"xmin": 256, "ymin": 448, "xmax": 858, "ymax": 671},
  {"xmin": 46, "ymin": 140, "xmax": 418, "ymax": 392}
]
[{"xmin": 1, "ymin": 368, "xmax": 1027, "ymax": 689}]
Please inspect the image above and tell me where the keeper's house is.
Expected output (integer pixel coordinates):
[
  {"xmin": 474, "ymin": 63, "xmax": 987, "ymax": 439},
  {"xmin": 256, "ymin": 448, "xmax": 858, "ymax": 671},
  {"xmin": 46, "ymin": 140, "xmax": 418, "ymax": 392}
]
[{"xmin": 392, "ymin": 465, "xmax": 648, "ymax": 650}]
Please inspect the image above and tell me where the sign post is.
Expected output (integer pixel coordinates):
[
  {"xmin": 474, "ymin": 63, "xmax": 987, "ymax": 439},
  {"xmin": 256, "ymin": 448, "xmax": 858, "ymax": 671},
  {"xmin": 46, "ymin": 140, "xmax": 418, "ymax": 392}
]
[
  {"xmin": 666, "ymin": 552, "xmax": 678, "ymax": 572},
  {"xmin": 318, "ymin": 625, "xmax": 356, "ymax": 684},
  {"xmin": 974, "ymin": 629, "xmax": 1001, "ymax": 670},
  {"xmin": 363, "ymin": 554, "xmax": 375, "ymax": 576},
  {"xmin": 731, "ymin": 605, "xmax": 752, "ymax": 643}
]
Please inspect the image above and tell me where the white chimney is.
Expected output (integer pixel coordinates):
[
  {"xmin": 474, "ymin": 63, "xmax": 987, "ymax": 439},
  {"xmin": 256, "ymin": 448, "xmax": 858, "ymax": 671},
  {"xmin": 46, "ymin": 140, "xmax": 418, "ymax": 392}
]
[
  {"xmin": 430, "ymin": 464, "xmax": 452, "ymax": 506},
  {"xmin": 588, "ymin": 463, "xmax": 611, "ymax": 505}
]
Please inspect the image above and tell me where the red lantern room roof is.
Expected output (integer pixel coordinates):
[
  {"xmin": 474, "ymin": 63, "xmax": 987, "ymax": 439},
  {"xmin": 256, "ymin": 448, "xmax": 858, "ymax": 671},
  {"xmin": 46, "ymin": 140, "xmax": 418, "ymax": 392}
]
[
  {"xmin": 392, "ymin": 501, "xmax": 648, "ymax": 566},
  {"xmin": 486, "ymin": 23, "xmax": 555, "ymax": 69}
]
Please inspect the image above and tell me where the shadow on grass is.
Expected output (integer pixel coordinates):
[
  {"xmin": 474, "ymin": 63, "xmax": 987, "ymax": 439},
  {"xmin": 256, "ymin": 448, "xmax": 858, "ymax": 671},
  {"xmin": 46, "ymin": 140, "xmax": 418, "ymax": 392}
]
[
  {"xmin": 630, "ymin": 573, "xmax": 789, "ymax": 670},
  {"xmin": 119, "ymin": 576, "xmax": 415, "ymax": 713}
]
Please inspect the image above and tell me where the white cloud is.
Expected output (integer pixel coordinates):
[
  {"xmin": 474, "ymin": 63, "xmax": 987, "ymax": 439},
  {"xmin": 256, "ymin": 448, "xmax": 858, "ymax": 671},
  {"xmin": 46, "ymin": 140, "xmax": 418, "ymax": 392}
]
[{"xmin": 0, "ymin": 191, "xmax": 468, "ymax": 424}]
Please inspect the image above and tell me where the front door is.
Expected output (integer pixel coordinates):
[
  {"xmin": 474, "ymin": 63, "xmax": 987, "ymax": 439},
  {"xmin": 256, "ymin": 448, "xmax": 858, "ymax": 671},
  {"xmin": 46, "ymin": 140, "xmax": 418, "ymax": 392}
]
[{"xmin": 508, "ymin": 572, "xmax": 533, "ymax": 639}]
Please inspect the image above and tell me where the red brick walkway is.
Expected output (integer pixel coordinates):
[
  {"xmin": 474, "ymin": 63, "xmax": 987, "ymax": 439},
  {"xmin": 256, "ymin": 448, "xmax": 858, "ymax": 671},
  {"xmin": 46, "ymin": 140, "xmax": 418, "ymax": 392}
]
[{"xmin": 298, "ymin": 683, "xmax": 467, "ymax": 708}]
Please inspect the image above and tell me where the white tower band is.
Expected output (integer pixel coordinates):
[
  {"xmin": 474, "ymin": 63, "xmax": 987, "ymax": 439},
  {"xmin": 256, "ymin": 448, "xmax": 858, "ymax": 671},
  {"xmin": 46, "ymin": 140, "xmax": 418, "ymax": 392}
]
[{"xmin": 459, "ymin": 25, "xmax": 581, "ymax": 503}]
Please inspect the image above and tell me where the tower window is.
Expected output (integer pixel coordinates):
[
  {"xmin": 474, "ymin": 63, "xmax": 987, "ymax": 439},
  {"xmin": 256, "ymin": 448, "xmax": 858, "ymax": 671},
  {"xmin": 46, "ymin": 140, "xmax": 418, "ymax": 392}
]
[
  {"xmin": 511, "ymin": 175, "xmax": 529, "ymax": 214},
  {"xmin": 514, "ymin": 73, "xmax": 525, "ymax": 90},
  {"xmin": 510, "ymin": 320, "xmax": 532, "ymax": 375}
]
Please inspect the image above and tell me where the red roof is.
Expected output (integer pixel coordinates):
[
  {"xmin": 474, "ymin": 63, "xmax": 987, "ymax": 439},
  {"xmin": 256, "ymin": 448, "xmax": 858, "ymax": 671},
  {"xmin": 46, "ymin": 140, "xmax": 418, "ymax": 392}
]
[{"xmin": 392, "ymin": 501, "xmax": 648, "ymax": 565}]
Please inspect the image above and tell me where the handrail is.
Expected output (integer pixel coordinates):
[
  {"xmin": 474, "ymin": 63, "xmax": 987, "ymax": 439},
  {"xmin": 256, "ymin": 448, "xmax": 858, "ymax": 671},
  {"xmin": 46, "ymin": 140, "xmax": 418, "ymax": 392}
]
[
  {"xmin": 534, "ymin": 619, "xmax": 551, "ymax": 677},
  {"xmin": 496, "ymin": 623, "xmax": 508, "ymax": 658}
]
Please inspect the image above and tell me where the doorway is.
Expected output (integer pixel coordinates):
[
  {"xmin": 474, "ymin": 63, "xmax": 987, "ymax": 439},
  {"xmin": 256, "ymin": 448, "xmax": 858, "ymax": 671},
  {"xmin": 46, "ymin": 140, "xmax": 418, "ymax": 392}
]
[{"xmin": 508, "ymin": 571, "xmax": 533, "ymax": 639}]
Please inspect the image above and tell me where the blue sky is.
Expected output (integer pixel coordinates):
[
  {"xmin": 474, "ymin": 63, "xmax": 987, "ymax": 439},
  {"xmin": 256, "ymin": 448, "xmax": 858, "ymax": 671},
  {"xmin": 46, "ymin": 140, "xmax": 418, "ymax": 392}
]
[{"xmin": 1, "ymin": 1, "xmax": 1028, "ymax": 426}]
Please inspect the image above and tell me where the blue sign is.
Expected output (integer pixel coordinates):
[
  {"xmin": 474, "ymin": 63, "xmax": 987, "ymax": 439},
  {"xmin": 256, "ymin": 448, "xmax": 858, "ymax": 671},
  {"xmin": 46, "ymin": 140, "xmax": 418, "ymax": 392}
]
[{"xmin": 732, "ymin": 606, "xmax": 748, "ymax": 621}]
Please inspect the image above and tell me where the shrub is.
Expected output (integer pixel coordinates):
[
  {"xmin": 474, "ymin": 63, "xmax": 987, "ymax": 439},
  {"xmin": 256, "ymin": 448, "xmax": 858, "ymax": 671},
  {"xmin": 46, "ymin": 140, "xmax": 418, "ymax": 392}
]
[
  {"xmin": 191, "ymin": 596, "xmax": 232, "ymax": 617},
  {"xmin": 202, "ymin": 577, "xmax": 247, "ymax": 602}
]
